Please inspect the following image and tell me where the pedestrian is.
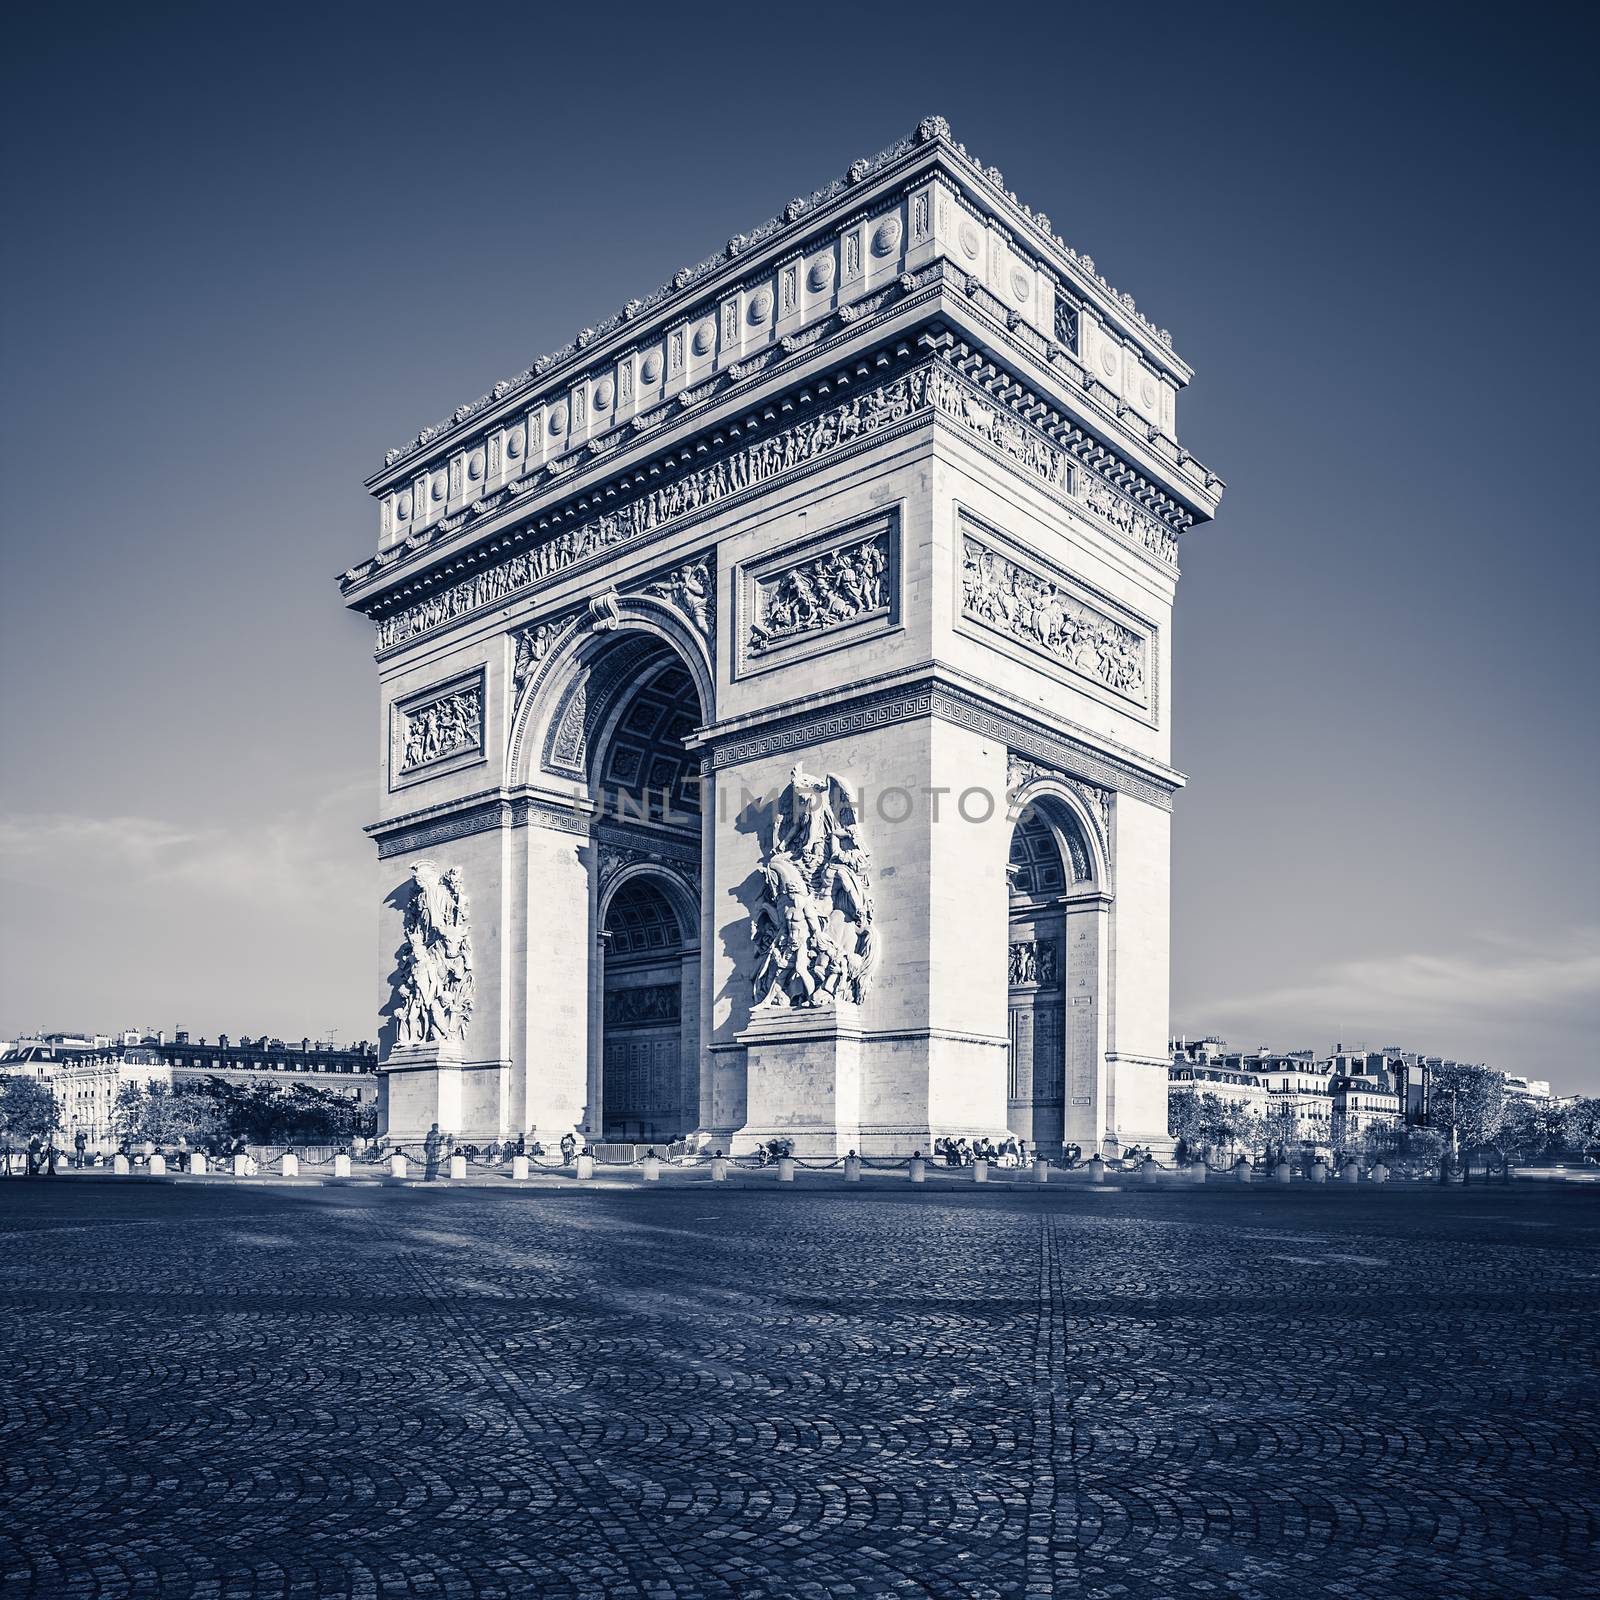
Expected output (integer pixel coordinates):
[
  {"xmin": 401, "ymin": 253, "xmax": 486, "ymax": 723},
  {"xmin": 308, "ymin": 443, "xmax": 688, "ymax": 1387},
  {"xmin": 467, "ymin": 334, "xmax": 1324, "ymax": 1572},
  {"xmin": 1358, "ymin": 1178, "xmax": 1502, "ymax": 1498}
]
[
  {"xmin": 423, "ymin": 1122, "xmax": 444, "ymax": 1181},
  {"xmin": 559, "ymin": 1131, "xmax": 576, "ymax": 1165},
  {"xmin": 73, "ymin": 1130, "xmax": 87, "ymax": 1169}
]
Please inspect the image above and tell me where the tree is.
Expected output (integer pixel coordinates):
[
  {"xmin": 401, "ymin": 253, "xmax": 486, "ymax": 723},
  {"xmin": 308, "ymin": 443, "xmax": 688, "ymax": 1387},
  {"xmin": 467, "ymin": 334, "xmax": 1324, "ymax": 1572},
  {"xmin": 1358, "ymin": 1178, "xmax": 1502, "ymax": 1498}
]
[
  {"xmin": 111, "ymin": 1083, "xmax": 224, "ymax": 1148},
  {"xmin": 1428, "ymin": 1062, "xmax": 1506, "ymax": 1149},
  {"xmin": 0, "ymin": 1075, "xmax": 61, "ymax": 1147},
  {"xmin": 1559, "ymin": 1097, "xmax": 1600, "ymax": 1158},
  {"xmin": 1168, "ymin": 1089, "xmax": 1203, "ymax": 1153},
  {"xmin": 1498, "ymin": 1098, "xmax": 1566, "ymax": 1162}
]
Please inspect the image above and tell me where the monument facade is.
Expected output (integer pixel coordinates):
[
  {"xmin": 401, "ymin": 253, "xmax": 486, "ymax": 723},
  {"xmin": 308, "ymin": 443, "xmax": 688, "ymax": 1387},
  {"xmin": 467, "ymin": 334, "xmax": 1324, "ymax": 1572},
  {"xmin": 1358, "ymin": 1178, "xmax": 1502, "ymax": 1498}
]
[{"xmin": 340, "ymin": 118, "xmax": 1224, "ymax": 1156}]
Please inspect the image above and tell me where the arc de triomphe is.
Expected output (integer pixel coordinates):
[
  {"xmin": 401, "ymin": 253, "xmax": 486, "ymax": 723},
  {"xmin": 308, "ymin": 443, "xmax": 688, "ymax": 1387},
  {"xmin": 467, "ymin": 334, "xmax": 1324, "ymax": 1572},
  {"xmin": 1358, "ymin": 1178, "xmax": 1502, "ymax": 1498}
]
[{"xmin": 339, "ymin": 118, "xmax": 1223, "ymax": 1157}]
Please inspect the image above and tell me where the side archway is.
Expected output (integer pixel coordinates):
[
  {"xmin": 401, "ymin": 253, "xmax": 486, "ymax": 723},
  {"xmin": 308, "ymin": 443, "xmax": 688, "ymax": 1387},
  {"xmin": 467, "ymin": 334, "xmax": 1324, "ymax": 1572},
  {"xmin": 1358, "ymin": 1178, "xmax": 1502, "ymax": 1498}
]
[{"xmin": 1004, "ymin": 782, "xmax": 1111, "ymax": 1159}]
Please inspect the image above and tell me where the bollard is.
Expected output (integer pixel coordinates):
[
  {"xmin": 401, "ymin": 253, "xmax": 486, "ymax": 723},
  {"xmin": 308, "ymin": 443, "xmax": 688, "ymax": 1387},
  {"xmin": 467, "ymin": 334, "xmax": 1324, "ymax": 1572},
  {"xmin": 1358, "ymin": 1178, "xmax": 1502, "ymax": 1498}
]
[
  {"xmin": 1342, "ymin": 1159, "xmax": 1360, "ymax": 1185},
  {"xmin": 149, "ymin": 1154, "xmax": 167, "ymax": 1176},
  {"xmin": 973, "ymin": 1158, "xmax": 988, "ymax": 1183},
  {"xmin": 1190, "ymin": 1161, "xmax": 1207, "ymax": 1184},
  {"xmin": 188, "ymin": 1153, "xmax": 207, "ymax": 1175},
  {"xmin": 642, "ymin": 1152, "xmax": 661, "ymax": 1182},
  {"xmin": 233, "ymin": 1153, "xmax": 250, "ymax": 1178},
  {"xmin": 1274, "ymin": 1160, "xmax": 1292, "ymax": 1184},
  {"xmin": 390, "ymin": 1153, "xmax": 408, "ymax": 1180},
  {"xmin": 1235, "ymin": 1158, "xmax": 1253, "ymax": 1184},
  {"xmin": 843, "ymin": 1153, "xmax": 861, "ymax": 1183},
  {"xmin": 512, "ymin": 1155, "xmax": 529, "ymax": 1181},
  {"xmin": 333, "ymin": 1153, "xmax": 351, "ymax": 1178},
  {"xmin": 1140, "ymin": 1156, "xmax": 1159, "ymax": 1186},
  {"xmin": 449, "ymin": 1153, "xmax": 467, "ymax": 1181},
  {"xmin": 909, "ymin": 1155, "xmax": 925, "ymax": 1184},
  {"xmin": 113, "ymin": 1154, "xmax": 130, "ymax": 1176},
  {"xmin": 777, "ymin": 1155, "xmax": 796, "ymax": 1183},
  {"xmin": 281, "ymin": 1153, "xmax": 299, "ymax": 1178},
  {"xmin": 1032, "ymin": 1160, "xmax": 1049, "ymax": 1185},
  {"xmin": 575, "ymin": 1153, "xmax": 594, "ymax": 1181},
  {"xmin": 1371, "ymin": 1161, "xmax": 1389, "ymax": 1184},
  {"xmin": 1309, "ymin": 1160, "xmax": 1328, "ymax": 1184},
  {"xmin": 1088, "ymin": 1154, "xmax": 1106, "ymax": 1184},
  {"xmin": 710, "ymin": 1156, "xmax": 729, "ymax": 1182}
]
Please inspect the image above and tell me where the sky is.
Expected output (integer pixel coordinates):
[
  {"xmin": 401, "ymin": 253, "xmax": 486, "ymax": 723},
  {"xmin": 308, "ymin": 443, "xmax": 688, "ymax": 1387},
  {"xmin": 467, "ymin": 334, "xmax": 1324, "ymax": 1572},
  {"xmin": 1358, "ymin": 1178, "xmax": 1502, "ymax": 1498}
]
[{"xmin": 3, "ymin": 3, "xmax": 1596, "ymax": 1084}]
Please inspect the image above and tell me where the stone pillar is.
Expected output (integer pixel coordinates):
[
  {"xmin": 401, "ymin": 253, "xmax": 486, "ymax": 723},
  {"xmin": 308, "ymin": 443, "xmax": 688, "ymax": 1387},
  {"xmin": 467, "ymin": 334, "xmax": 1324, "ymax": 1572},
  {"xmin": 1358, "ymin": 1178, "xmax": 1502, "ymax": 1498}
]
[
  {"xmin": 1064, "ymin": 895, "xmax": 1111, "ymax": 1151},
  {"xmin": 521, "ymin": 818, "xmax": 592, "ymax": 1143}
]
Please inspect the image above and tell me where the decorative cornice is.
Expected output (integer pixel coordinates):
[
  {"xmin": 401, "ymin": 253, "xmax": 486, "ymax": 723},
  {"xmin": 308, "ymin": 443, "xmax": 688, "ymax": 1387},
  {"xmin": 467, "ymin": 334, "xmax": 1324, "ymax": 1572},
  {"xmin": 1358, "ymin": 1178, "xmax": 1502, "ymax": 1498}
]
[
  {"xmin": 698, "ymin": 669, "xmax": 1179, "ymax": 811},
  {"xmin": 370, "ymin": 116, "xmax": 1184, "ymax": 482},
  {"xmin": 368, "ymin": 351, "xmax": 935, "ymax": 653},
  {"xmin": 357, "ymin": 332, "xmax": 1195, "ymax": 662}
]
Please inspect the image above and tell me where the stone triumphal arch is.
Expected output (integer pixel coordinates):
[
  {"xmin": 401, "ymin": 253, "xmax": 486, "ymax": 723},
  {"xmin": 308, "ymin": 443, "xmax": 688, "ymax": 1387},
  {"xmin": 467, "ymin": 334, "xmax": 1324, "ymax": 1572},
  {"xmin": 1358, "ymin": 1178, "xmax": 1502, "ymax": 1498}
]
[{"xmin": 341, "ymin": 117, "xmax": 1223, "ymax": 1156}]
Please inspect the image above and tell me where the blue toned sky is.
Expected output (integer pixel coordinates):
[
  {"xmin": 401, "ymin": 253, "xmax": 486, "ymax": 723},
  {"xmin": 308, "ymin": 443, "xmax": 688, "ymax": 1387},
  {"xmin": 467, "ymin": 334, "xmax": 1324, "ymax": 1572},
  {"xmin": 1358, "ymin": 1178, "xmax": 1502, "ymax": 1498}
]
[{"xmin": 2, "ymin": 4, "xmax": 1596, "ymax": 1082}]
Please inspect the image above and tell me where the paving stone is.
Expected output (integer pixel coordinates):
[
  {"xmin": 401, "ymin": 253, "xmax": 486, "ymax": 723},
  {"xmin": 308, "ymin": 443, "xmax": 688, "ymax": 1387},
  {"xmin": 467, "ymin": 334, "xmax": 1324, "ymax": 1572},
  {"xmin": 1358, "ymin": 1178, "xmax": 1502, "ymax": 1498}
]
[{"xmin": 0, "ymin": 1183, "xmax": 1596, "ymax": 1598}]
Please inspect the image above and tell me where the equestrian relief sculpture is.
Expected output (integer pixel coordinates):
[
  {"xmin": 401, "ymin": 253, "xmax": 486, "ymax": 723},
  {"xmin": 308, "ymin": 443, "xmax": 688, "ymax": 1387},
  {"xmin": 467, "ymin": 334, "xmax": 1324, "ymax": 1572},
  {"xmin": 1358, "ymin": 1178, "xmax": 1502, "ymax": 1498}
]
[
  {"xmin": 395, "ymin": 861, "xmax": 475, "ymax": 1046},
  {"xmin": 751, "ymin": 767, "xmax": 876, "ymax": 1009}
]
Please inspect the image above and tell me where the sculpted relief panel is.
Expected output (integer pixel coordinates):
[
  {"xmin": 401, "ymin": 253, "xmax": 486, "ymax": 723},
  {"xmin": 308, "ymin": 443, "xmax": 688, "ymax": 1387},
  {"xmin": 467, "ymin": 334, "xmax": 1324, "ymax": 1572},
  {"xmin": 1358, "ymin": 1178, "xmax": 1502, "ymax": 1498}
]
[
  {"xmin": 960, "ymin": 524, "xmax": 1150, "ymax": 710},
  {"xmin": 749, "ymin": 532, "xmax": 888, "ymax": 654},
  {"xmin": 395, "ymin": 862, "xmax": 475, "ymax": 1048},
  {"xmin": 751, "ymin": 767, "xmax": 876, "ymax": 1010},
  {"xmin": 1009, "ymin": 939, "xmax": 1059, "ymax": 988},
  {"xmin": 399, "ymin": 686, "xmax": 482, "ymax": 774}
]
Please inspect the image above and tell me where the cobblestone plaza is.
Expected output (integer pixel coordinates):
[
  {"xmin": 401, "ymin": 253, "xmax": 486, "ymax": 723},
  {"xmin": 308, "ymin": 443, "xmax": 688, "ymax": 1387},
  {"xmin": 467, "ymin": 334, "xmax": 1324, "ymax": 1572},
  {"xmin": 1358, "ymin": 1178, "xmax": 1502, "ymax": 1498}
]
[{"xmin": 3, "ymin": 1180, "xmax": 1597, "ymax": 1598}]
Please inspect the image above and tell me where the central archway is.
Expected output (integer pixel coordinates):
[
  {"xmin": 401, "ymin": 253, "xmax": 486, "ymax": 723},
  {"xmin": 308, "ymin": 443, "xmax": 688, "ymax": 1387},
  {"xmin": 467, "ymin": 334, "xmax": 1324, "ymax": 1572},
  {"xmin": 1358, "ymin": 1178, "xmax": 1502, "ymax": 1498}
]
[{"xmin": 599, "ymin": 876, "xmax": 696, "ymax": 1143}]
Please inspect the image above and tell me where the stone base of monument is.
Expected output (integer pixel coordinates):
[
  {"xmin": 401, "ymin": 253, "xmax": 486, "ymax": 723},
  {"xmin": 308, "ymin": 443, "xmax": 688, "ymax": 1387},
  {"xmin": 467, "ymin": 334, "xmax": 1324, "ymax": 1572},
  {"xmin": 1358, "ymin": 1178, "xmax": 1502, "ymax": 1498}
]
[
  {"xmin": 380, "ymin": 1041, "xmax": 466, "ymax": 1143},
  {"xmin": 732, "ymin": 1001, "xmax": 863, "ymax": 1159}
]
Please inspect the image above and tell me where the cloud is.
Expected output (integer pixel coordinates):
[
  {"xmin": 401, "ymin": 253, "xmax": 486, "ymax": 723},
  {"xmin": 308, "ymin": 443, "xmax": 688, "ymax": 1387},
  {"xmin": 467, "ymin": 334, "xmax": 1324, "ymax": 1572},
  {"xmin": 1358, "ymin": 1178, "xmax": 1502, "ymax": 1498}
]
[
  {"xmin": 0, "ymin": 785, "xmax": 370, "ymax": 913},
  {"xmin": 1183, "ymin": 928, "xmax": 1600, "ymax": 1075}
]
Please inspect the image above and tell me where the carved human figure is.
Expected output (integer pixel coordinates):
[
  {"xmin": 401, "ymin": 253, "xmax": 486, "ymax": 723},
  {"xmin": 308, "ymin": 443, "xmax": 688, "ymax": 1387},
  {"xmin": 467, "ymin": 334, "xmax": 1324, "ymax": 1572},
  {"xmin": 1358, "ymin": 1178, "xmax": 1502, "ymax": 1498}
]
[
  {"xmin": 750, "ymin": 768, "xmax": 876, "ymax": 1009},
  {"xmin": 395, "ymin": 861, "xmax": 475, "ymax": 1046}
]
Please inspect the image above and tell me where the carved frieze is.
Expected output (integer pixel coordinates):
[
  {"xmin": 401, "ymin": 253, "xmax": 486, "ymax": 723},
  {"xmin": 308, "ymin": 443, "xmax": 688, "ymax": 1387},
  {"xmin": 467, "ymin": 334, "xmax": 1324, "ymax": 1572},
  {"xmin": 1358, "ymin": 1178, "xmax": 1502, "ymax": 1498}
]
[
  {"xmin": 1082, "ymin": 479, "xmax": 1178, "ymax": 567},
  {"xmin": 374, "ymin": 367, "xmax": 933, "ymax": 653},
  {"xmin": 748, "ymin": 531, "xmax": 889, "ymax": 655},
  {"xmin": 1008, "ymin": 939, "xmax": 1059, "ymax": 987},
  {"xmin": 394, "ymin": 861, "xmax": 474, "ymax": 1047},
  {"xmin": 605, "ymin": 984, "xmax": 681, "ymax": 1028},
  {"xmin": 929, "ymin": 365, "xmax": 1068, "ymax": 491},
  {"xmin": 751, "ymin": 767, "xmax": 876, "ymax": 1010},
  {"xmin": 961, "ymin": 527, "xmax": 1149, "ymax": 707}
]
